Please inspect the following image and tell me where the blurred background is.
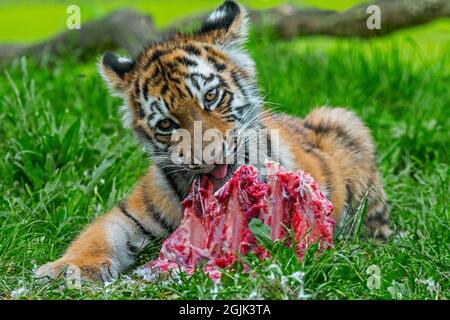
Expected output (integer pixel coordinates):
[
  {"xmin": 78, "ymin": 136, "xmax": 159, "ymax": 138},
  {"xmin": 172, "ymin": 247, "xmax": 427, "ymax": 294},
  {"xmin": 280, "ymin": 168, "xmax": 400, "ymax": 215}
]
[
  {"xmin": 0, "ymin": 0, "xmax": 449, "ymax": 44},
  {"xmin": 0, "ymin": 1, "xmax": 378, "ymax": 43}
]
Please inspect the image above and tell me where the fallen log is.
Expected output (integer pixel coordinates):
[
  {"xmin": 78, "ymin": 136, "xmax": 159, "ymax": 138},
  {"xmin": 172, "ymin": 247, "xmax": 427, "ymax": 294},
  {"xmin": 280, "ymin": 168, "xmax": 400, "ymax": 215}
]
[
  {"xmin": 0, "ymin": 10, "xmax": 156, "ymax": 66},
  {"xmin": 1, "ymin": 0, "xmax": 449, "ymax": 66},
  {"xmin": 251, "ymin": 0, "xmax": 450, "ymax": 38}
]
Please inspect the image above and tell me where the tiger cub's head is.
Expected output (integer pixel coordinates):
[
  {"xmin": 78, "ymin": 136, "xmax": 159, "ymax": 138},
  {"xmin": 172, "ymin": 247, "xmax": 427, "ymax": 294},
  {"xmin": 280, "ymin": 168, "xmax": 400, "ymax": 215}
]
[{"xmin": 99, "ymin": 1, "xmax": 264, "ymax": 191}]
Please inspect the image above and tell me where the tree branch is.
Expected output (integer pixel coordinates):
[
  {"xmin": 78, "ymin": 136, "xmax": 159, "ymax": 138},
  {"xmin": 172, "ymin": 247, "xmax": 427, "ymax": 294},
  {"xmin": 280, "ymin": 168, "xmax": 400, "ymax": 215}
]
[{"xmin": 252, "ymin": 0, "xmax": 450, "ymax": 39}]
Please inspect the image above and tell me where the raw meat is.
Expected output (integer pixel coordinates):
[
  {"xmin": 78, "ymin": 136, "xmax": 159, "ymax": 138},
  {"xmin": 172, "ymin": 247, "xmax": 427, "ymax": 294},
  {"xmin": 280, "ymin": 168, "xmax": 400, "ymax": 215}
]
[{"xmin": 142, "ymin": 161, "xmax": 335, "ymax": 282}]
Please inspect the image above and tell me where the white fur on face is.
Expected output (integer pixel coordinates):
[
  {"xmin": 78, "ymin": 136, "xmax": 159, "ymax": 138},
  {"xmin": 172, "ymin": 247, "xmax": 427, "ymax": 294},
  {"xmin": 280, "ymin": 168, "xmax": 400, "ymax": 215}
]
[
  {"xmin": 185, "ymin": 58, "xmax": 219, "ymax": 109},
  {"xmin": 120, "ymin": 96, "xmax": 171, "ymax": 130},
  {"xmin": 119, "ymin": 103, "xmax": 133, "ymax": 128},
  {"xmin": 222, "ymin": 46, "xmax": 254, "ymax": 73}
]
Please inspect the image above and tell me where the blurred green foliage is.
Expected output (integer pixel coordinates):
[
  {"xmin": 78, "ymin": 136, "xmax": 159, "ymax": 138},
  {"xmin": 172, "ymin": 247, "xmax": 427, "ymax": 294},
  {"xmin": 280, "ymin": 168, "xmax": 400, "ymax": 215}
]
[{"xmin": 0, "ymin": 0, "xmax": 373, "ymax": 43}]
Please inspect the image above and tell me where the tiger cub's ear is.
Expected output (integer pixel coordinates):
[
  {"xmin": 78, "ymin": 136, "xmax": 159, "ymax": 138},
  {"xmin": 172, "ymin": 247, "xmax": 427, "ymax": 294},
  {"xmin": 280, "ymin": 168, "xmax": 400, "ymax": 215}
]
[
  {"xmin": 98, "ymin": 51, "xmax": 135, "ymax": 96},
  {"xmin": 197, "ymin": 1, "xmax": 249, "ymax": 50}
]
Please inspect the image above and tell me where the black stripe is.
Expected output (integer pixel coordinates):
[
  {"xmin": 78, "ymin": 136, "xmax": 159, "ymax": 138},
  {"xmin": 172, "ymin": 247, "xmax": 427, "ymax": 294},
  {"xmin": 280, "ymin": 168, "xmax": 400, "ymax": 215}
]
[
  {"xmin": 302, "ymin": 142, "xmax": 334, "ymax": 200},
  {"xmin": 374, "ymin": 233, "xmax": 389, "ymax": 241},
  {"xmin": 216, "ymin": 74, "xmax": 227, "ymax": 87},
  {"xmin": 183, "ymin": 45, "xmax": 201, "ymax": 56},
  {"xmin": 184, "ymin": 83, "xmax": 194, "ymax": 98},
  {"xmin": 141, "ymin": 187, "xmax": 175, "ymax": 233},
  {"xmin": 144, "ymin": 49, "xmax": 170, "ymax": 69},
  {"xmin": 204, "ymin": 73, "xmax": 214, "ymax": 83},
  {"xmin": 161, "ymin": 99, "xmax": 171, "ymax": 112},
  {"xmin": 150, "ymin": 101, "xmax": 159, "ymax": 109},
  {"xmin": 160, "ymin": 84, "xmax": 169, "ymax": 96},
  {"xmin": 303, "ymin": 121, "xmax": 362, "ymax": 153},
  {"xmin": 216, "ymin": 90, "xmax": 233, "ymax": 112},
  {"xmin": 164, "ymin": 62, "xmax": 176, "ymax": 73},
  {"xmin": 345, "ymin": 181, "xmax": 353, "ymax": 207},
  {"xmin": 142, "ymin": 78, "xmax": 150, "ymax": 101},
  {"xmin": 224, "ymin": 113, "xmax": 240, "ymax": 122},
  {"xmin": 146, "ymin": 102, "xmax": 159, "ymax": 124},
  {"xmin": 159, "ymin": 166, "xmax": 184, "ymax": 201},
  {"xmin": 155, "ymin": 131, "xmax": 172, "ymax": 137},
  {"xmin": 231, "ymin": 70, "xmax": 247, "ymax": 98},
  {"xmin": 133, "ymin": 79, "xmax": 141, "ymax": 98},
  {"xmin": 189, "ymin": 75, "xmax": 201, "ymax": 91},
  {"xmin": 147, "ymin": 112, "xmax": 155, "ymax": 124},
  {"xmin": 135, "ymin": 101, "xmax": 145, "ymax": 119},
  {"xmin": 153, "ymin": 101, "xmax": 165, "ymax": 116},
  {"xmin": 366, "ymin": 180, "xmax": 382, "ymax": 213},
  {"xmin": 127, "ymin": 241, "xmax": 140, "ymax": 255},
  {"xmin": 266, "ymin": 131, "xmax": 273, "ymax": 159},
  {"xmin": 167, "ymin": 74, "xmax": 182, "ymax": 85},
  {"xmin": 157, "ymin": 60, "xmax": 182, "ymax": 84},
  {"xmin": 118, "ymin": 202, "xmax": 156, "ymax": 239},
  {"xmin": 174, "ymin": 85, "xmax": 187, "ymax": 99},
  {"xmin": 234, "ymin": 104, "xmax": 249, "ymax": 111},
  {"xmin": 366, "ymin": 205, "xmax": 389, "ymax": 224},
  {"xmin": 155, "ymin": 133, "xmax": 172, "ymax": 144},
  {"xmin": 190, "ymin": 72, "xmax": 214, "ymax": 82},
  {"xmin": 148, "ymin": 65, "xmax": 162, "ymax": 81},
  {"xmin": 151, "ymin": 140, "xmax": 168, "ymax": 152},
  {"xmin": 208, "ymin": 56, "xmax": 226, "ymax": 72},
  {"xmin": 135, "ymin": 126, "xmax": 152, "ymax": 142},
  {"xmin": 345, "ymin": 180, "xmax": 356, "ymax": 216},
  {"xmin": 175, "ymin": 57, "xmax": 198, "ymax": 67}
]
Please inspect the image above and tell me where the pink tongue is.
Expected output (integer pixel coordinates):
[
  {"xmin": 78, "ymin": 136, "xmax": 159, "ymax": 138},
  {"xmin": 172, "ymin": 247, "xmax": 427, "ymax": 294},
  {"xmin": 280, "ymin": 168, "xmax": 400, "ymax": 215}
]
[{"xmin": 210, "ymin": 164, "xmax": 228, "ymax": 179}]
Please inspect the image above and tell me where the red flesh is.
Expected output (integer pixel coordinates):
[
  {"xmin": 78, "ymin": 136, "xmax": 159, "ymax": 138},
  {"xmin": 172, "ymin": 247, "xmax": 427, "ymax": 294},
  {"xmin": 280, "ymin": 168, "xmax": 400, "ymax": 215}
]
[{"xmin": 144, "ymin": 161, "xmax": 335, "ymax": 282}]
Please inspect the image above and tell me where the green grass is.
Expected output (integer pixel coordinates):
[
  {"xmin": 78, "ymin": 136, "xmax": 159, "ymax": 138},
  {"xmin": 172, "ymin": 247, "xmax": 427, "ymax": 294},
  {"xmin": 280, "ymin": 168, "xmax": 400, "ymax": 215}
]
[{"xmin": 0, "ymin": 8, "xmax": 449, "ymax": 299}]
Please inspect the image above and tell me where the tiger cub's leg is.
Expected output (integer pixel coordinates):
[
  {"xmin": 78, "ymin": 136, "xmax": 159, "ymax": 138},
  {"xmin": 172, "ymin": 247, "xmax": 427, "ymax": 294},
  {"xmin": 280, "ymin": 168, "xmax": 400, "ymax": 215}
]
[
  {"xmin": 303, "ymin": 107, "xmax": 392, "ymax": 242},
  {"xmin": 35, "ymin": 165, "xmax": 182, "ymax": 282}
]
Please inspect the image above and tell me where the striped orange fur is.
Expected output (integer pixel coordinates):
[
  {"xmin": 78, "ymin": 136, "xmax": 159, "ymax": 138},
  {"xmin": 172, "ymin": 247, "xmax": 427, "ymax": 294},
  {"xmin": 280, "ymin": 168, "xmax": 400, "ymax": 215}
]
[{"xmin": 36, "ymin": 1, "xmax": 391, "ymax": 282}]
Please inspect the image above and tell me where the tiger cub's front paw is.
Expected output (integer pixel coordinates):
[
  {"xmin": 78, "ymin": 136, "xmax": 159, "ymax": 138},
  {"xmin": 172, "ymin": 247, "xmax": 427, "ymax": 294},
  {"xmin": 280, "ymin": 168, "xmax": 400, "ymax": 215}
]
[{"xmin": 35, "ymin": 257, "xmax": 116, "ymax": 283}]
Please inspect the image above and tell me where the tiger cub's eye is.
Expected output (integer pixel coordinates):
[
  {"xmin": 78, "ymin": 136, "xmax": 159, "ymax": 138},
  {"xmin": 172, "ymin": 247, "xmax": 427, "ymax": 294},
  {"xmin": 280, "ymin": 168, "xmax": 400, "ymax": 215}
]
[
  {"xmin": 205, "ymin": 88, "xmax": 218, "ymax": 103},
  {"xmin": 157, "ymin": 119, "xmax": 176, "ymax": 131}
]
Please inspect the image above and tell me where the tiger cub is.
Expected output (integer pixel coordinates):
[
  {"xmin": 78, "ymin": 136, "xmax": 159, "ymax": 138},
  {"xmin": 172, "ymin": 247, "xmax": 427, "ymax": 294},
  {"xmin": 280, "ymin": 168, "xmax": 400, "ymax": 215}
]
[{"xmin": 36, "ymin": 1, "xmax": 391, "ymax": 282}]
